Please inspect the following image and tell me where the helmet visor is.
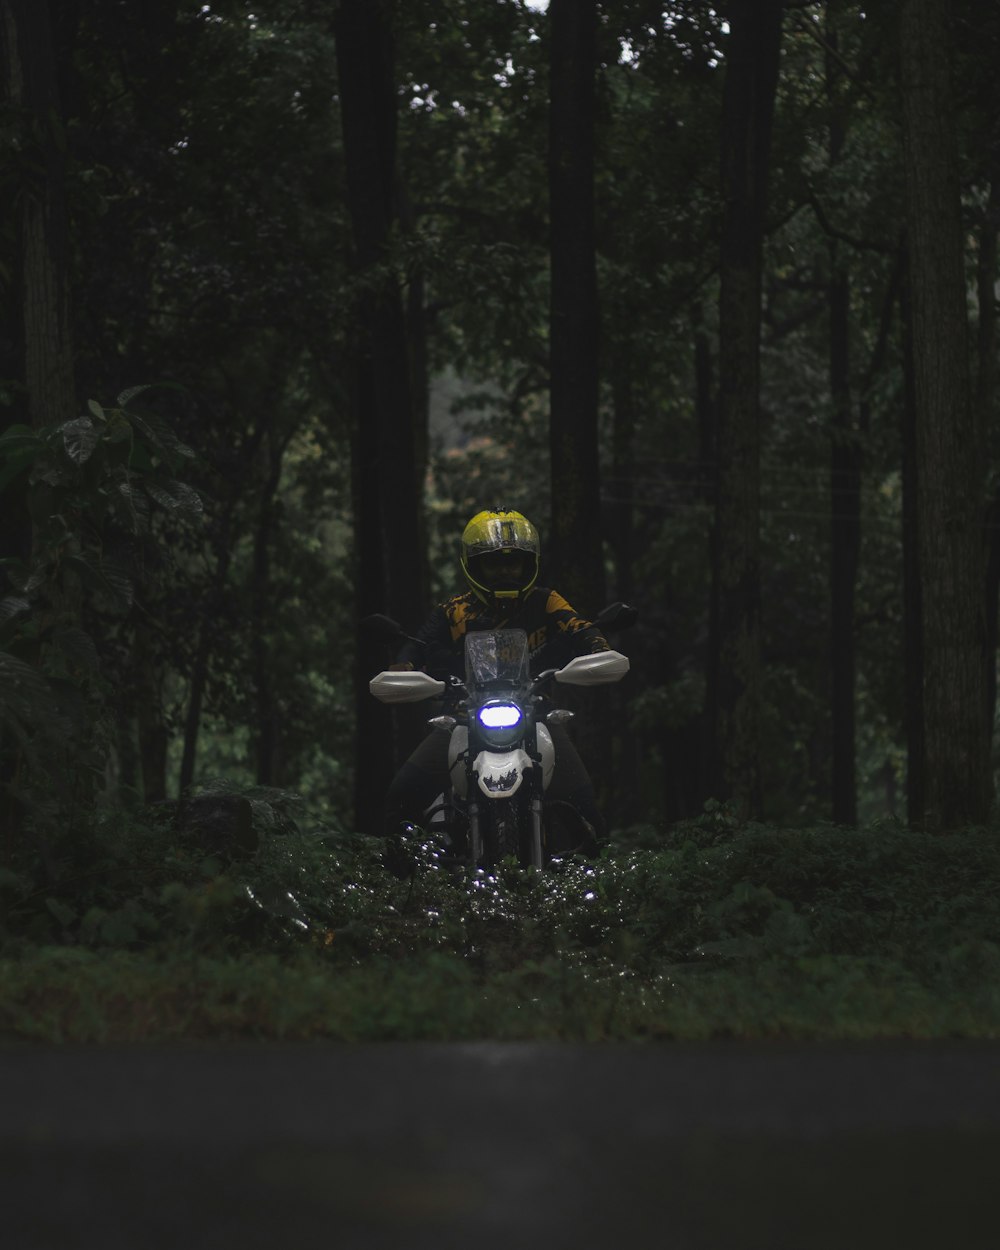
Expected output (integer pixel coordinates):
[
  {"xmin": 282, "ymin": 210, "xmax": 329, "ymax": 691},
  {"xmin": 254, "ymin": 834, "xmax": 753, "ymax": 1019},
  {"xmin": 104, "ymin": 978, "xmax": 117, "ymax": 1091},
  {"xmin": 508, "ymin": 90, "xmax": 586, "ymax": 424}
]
[{"xmin": 471, "ymin": 550, "xmax": 531, "ymax": 592}]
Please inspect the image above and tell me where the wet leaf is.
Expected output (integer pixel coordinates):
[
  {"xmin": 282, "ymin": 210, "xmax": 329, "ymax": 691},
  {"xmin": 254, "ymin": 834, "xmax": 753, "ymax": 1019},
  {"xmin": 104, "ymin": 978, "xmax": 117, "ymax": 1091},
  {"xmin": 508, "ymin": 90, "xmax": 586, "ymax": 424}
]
[
  {"xmin": 52, "ymin": 625, "xmax": 101, "ymax": 672},
  {"xmin": 129, "ymin": 410, "xmax": 181, "ymax": 458},
  {"xmin": 106, "ymin": 418, "xmax": 132, "ymax": 444},
  {"xmin": 0, "ymin": 650, "xmax": 66, "ymax": 739},
  {"xmin": 61, "ymin": 554, "xmax": 133, "ymax": 607},
  {"xmin": 0, "ymin": 446, "xmax": 41, "ymax": 494},
  {"xmin": 31, "ymin": 465, "xmax": 69, "ymax": 487},
  {"xmin": 62, "ymin": 416, "xmax": 99, "ymax": 464},
  {"xmin": 101, "ymin": 561, "xmax": 135, "ymax": 607},
  {"xmin": 146, "ymin": 479, "xmax": 204, "ymax": 514},
  {"xmin": 116, "ymin": 477, "xmax": 151, "ymax": 531},
  {"xmin": 0, "ymin": 423, "xmax": 40, "ymax": 450},
  {"xmin": 117, "ymin": 384, "xmax": 153, "ymax": 408},
  {"xmin": 47, "ymin": 678, "xmax": 91, "ymax": 733},
  {"xmin": 0, "ymin": 596, "xmax": 30, "ymax": 625},
  {"xmin": 22, "ymin": 568, "xmax": 47, "ymax": 595}
]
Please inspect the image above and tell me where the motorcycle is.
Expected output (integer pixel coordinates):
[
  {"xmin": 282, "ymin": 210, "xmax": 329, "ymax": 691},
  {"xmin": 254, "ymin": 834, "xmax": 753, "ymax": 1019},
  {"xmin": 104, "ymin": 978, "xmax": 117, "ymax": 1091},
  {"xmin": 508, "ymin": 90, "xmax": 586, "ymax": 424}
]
[{"xmin": 365, "ymin": 602, "xmax": 636, "ymax": 869}]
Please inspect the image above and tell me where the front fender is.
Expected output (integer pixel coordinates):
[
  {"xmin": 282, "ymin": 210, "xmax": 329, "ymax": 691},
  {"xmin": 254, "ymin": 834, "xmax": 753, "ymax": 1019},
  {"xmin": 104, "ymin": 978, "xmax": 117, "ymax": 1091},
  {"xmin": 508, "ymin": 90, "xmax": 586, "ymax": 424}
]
[
  {"xmin": 473, "ymin": 748, "xmax": 534, "ymax": 798},
  {"xmin": 449, "ymin": 726, "xmax": 555, "ymax": 799}
]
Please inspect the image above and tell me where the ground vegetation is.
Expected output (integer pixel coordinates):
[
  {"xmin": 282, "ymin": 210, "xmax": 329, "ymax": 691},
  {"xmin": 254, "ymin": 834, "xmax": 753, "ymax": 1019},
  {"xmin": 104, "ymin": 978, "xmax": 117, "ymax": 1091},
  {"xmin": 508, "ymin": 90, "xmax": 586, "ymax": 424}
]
[{"xmin": 2, "ymin": 806, "xmax": 999, "ymax": 1042}]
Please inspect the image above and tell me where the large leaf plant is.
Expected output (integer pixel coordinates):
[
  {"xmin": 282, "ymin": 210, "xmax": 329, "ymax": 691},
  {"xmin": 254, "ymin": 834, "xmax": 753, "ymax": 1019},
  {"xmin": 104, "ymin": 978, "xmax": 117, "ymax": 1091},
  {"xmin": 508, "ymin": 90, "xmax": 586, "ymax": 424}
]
[{"xmin": 0, "ymin": 385, "xmax": 202, "ymax": 850}]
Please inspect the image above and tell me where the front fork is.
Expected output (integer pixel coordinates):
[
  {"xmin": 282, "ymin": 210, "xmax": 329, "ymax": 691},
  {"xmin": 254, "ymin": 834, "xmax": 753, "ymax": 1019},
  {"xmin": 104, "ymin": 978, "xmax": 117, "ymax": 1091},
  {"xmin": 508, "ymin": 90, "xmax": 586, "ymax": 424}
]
[
  {"xmin": 467, "ymin": 794, "xmax": 544, "ymax": 869},
  {"xmin": 529, "ymin": 794, "xmax": 543, "ymax": 868},
  {"xmin": 466, "ymin": 719, "xmax": 545, "ymax": 868},
  {"xmin": 469, "ymin": 799, "xmax": 482, "ymax": 865}
]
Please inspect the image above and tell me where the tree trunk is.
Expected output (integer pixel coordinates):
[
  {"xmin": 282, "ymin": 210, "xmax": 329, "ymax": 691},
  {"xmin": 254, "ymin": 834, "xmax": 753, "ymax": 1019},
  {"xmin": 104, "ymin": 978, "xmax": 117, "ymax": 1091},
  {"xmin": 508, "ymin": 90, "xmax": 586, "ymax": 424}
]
[
  {"xmin": 398, "ymin": 178, "xmax": 431, "ymax": 599},
  {"xmin": 899, "ymin": 0, "xmax": 992, "ymax": 827},
  {"xmin": 1, "ymin": 0, "xmax": 76, "ymax": 433},
  {"xmin": 335, "ymin": 0, "xmax": 426, "ymax": 833},
  {"xmin": 178, "ymin": 623, "xmax": 210, "ymax": 797},
  {"xmin": 899, "ymin": 255, "xmax": 925, "ymax": 827},
  {"xmin": 858, "ymin": 253, "xmax": 903, "ymax": 821},
  {"xmin": 694, "ymin": 312, "xmax": 716, "ymax": 809},
  {"xmin": 710, "ymin": 0, "xmax": 783, "ymax": 818},
  {"xmin": 829, "ymin": 244, "xmax": 858, "ymax": 824},
  {"xmin": 179, "ymin": 403, "xmax": 272, "ymax": 795},
  {"xmin": 609, "ymin": 360, "xmax": 636, "ymax": 604},
  {"xmin": 608, "ymin": 356, "xmax": 639, "ymax": 824},
  {"xmin": 252, "ymin": 433, "xmax": 288, "ymax": 788},
  {"xmin": 548, "ymin": 0, "xmax": 610, "ymax": 810},
  {"xmin": 827, "ymin": 24, "xmax": 859, "ymax": 825},
  {"xmin": 694, "ymin": 313, "xmax": 716, "ymax": 508},
  {"xmin": 134, "ymin": 622, "xmax": 167, "ymax": 804},
  {"xmin": 1, "ymin": 0, "xmax": 77, "ymax": 839},
  {"xmin": 178, "ymin": 532, "xmax": 233, "ymax": 796},
  {"xmin": 350, "ymin": 362, "xmax": 393, "ymax": 833},
  {"xmin": 978, "ymin": 168, "xmax": 1000, "ymax": 750},
  {"xmin": 548, "ymin": 0, "xmax": 605, "ymax": 613}
]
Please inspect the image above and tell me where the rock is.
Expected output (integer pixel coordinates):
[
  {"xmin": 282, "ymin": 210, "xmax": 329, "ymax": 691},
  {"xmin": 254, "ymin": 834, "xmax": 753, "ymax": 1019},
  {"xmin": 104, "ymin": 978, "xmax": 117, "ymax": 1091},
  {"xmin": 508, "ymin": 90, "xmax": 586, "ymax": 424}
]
[{"xmin": 178, "ymin": 793, "xmax": 257, "ymax": 860}]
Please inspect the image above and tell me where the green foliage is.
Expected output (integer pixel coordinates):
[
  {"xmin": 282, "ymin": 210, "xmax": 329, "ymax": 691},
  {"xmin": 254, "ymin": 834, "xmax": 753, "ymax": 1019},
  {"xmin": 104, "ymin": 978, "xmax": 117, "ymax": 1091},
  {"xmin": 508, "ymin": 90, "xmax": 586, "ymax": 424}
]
[
  {"xmin": 3, "ymin": 807, "xmax": 1000, "ymax": 1043},
  {"xmin": 6, "ymin": 0, "xmax": 1000, "ymax": 839},
  {"xmin": 0, "ymin": 387, "xmax": 202, "ymax": 832},
  {"xmin": 49, "ymin": 1, "xmax": 360, "ymax": 809}
]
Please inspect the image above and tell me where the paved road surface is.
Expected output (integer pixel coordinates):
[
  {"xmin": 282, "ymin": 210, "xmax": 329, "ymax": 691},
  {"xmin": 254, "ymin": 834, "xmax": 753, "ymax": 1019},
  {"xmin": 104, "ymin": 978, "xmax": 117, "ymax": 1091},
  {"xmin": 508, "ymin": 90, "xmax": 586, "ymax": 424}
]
[{"xmin": 2, "ymin": 1042, "xmax": 999, "ymax": 1249}]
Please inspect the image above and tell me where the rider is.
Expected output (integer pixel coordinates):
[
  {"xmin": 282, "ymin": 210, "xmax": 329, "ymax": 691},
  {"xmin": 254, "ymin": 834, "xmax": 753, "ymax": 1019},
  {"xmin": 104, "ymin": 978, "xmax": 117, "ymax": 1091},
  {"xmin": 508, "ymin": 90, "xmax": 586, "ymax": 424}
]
[{"xmin": 383, "ymin": 507, "xmax": 612, "ymax": 848}]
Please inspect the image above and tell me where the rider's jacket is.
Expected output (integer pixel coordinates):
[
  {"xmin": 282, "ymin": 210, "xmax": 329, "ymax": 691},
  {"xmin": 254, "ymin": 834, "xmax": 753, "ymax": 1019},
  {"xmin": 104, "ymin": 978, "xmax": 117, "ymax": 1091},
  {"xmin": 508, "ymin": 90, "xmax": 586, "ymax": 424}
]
[{"xmin": 396, "ymin": 587, "xmax": 609, "ymax": 680}]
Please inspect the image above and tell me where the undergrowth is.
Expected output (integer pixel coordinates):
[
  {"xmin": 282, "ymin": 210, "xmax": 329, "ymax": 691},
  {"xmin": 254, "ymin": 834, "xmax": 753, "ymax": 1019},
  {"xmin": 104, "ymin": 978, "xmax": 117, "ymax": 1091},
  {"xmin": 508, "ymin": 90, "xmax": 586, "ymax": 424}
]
[{"xmin": 2, "ymin": 799, "xmax": 1000, "ymax": 1043}]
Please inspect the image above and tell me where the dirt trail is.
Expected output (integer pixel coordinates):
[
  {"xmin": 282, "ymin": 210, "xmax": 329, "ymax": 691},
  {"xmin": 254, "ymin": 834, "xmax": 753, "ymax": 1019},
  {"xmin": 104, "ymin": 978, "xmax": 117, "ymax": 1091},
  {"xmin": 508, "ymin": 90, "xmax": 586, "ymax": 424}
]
[{"xmin": 2, "ymin": 1041, "xmax": 998, "ymax": 1249}]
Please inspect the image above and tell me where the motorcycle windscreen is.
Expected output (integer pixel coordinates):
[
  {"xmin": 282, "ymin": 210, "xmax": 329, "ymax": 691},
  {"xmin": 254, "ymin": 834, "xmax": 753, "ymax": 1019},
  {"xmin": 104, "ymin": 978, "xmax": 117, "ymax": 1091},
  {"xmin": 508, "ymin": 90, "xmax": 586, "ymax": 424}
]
[{"xmin": 464, "ymin": 629, "xmax": 531, "ymax": 687}]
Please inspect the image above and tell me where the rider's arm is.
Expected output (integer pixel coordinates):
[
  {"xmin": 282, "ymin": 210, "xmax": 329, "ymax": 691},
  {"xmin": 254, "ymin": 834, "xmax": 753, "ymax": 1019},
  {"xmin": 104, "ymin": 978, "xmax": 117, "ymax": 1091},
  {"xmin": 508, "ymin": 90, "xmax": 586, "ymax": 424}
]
[
  {"xmin": 544, "ymin": 590, "xmax": 611, "ymax": 655},
  {"xmin": 394, "ymin": 605, "xmax": 453, "ymax": 671}
]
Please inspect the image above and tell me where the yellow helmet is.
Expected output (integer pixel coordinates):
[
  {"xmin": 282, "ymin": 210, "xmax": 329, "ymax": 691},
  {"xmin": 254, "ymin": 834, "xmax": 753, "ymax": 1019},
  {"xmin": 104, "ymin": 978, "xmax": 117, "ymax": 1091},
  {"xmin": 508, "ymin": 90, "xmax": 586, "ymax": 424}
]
[{"xmin": 461, "ymin": 509, "xmax": 540, "ymax": 607}]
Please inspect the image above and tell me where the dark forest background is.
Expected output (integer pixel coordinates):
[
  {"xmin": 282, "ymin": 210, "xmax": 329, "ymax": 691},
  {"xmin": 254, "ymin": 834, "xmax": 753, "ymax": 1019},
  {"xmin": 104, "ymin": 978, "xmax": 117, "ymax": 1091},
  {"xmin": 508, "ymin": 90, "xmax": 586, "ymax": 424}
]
[{"xmin": 3, "ymin": 0, "xmax": 1000, "ymax": 856}]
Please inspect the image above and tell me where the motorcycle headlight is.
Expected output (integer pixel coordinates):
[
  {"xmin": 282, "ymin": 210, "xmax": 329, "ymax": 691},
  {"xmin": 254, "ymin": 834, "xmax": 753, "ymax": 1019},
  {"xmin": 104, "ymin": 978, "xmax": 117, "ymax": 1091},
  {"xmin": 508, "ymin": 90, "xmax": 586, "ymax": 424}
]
[{"xmin": 476, "ymin": 701, "xmax": 524, "ymax": 746}]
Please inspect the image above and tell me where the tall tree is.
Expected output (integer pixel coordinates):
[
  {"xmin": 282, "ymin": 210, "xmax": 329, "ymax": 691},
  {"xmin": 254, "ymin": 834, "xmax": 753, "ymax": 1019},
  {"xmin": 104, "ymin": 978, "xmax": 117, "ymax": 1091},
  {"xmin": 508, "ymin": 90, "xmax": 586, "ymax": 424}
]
[
  {"xmin": 979, "ymin": 165, "xmax": 1000, "ymax": 749},
  {"xmin": 548, "ymin": 0, "xmax": 604, "ymax": 612},
  {"xmin": 1, "ymin": 0, "xmax": 76, "ymax": 434},
  {"xmin": 1, "ymin": 0, "xmax": 79, "ymax": 836},
  {"xmin": 826, "ymin": 20, "xmax": 859, "ymax": 826},
  {"xmin": 899, "ymin": 253, "xmax": 925, "ymax": 827},
  {"xmin": 335, "ymin": 0, "xmax": 426, "ymax": 832},
  {"xmin": 252, "ymin": 426, "xmax": 294, "ymax": 788},
  {"xmin": 899, "ymin": 0, "xmax": 992, "ymax": 826},
  {"xmin": 709, "ymin": 0, "xmax": 784, "ymax": 817}
]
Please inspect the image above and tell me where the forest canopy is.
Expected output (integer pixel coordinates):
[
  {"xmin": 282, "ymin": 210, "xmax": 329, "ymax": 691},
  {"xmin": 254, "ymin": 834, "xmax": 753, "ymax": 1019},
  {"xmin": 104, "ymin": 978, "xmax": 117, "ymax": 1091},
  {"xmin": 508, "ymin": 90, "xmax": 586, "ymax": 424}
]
[{"xmin": 2, "ymin": 0, "xmax": 999, "ymax": 850}]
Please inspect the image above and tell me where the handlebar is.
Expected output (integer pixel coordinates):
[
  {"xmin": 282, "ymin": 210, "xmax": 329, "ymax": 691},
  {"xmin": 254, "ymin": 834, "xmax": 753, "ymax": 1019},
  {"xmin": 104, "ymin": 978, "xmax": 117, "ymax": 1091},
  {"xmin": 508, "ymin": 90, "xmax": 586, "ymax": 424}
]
[
  {"xmin": 430, "ymin": 669, "xmax": 557, "ymax": 711},
  {"xmin": 529, "ymin": 668, "xmax": 559, "ymax": 697}
]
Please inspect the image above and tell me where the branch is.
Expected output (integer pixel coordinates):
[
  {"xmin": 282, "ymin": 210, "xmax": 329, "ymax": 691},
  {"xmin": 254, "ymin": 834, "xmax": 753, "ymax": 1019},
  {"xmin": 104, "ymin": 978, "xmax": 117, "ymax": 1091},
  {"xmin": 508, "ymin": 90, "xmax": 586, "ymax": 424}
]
[
  {"xmin": 807, "ymin": 187, "xmax": 895, "ymax": 254},
  {"xmin": 861, "ymin": 241, "xmax": 905, "ymax": 399},
  {"xmin": 788, "ymin": 8, "xmax": 878, "ymax": 106}
]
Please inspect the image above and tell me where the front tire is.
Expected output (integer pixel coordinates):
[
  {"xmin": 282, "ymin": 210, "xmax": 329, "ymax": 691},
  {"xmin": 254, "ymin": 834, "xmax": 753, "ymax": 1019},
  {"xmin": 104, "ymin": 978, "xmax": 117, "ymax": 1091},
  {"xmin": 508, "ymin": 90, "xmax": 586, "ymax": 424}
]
[{"xmin": 480, "ymin": 796, "xmax": 527, "ymax": 868}]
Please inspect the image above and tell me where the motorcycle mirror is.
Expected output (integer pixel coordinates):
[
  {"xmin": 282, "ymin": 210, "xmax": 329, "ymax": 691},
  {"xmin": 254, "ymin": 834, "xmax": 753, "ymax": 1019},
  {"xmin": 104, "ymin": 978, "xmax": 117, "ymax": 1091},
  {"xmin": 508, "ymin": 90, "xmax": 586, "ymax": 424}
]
[
  {"xmin": 361, "ymin": 613, "xmax": 405, "ymax": 642},
  {"xmin": 594, "ymin": 601, "xmax": 638, "ymax": 632}
]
